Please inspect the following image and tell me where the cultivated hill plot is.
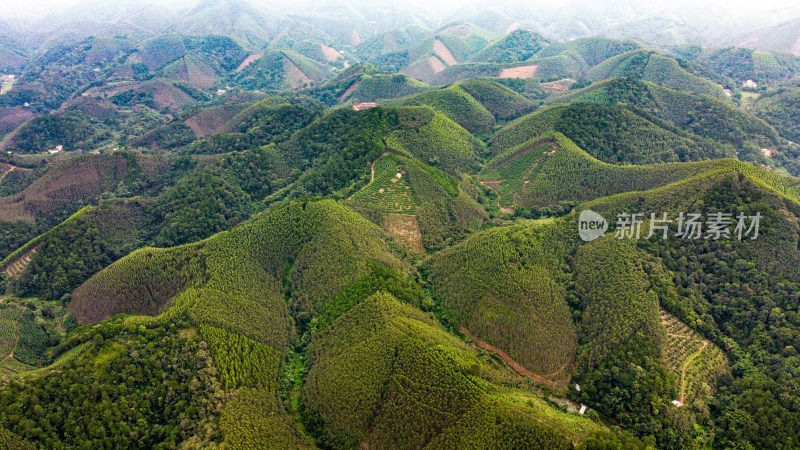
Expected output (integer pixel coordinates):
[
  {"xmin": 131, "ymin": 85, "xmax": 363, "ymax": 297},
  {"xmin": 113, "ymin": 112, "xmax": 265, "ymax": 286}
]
[{"xmin": 660, "ymin": 309, "xmax": 730, "ymax": 408}]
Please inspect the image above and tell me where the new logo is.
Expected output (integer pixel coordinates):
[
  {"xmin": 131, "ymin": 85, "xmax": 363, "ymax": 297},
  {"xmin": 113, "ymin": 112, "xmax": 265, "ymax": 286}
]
[{"xmin": 578, "ymin": 209, "xmax": 608, "ymax": 242}]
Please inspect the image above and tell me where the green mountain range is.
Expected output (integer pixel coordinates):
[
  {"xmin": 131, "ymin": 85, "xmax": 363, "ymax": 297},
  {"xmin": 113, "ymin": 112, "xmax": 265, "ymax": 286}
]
[{"xmin": 1, "ymin": 2, "xmax": 800, "ymax": 449}]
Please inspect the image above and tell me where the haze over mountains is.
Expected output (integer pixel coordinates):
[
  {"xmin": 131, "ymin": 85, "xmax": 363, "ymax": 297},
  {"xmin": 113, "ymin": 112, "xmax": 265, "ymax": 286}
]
[{"xmin": 1, "ymin": 0, "xmax": 800, "ymax": 449}]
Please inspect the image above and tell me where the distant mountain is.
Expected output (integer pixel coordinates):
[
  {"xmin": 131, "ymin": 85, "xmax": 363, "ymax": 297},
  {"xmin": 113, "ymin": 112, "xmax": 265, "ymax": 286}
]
[
  {"xmin": 170, "ymin": 0, "xmax": 282, "ymax": 48},
  {"xmin": 674, "ymin": 45, "xmax": 800, "ymax": 85},
  {"xmin": 730, "ymin": 17, "xmax": 800, "ymax": 56}
]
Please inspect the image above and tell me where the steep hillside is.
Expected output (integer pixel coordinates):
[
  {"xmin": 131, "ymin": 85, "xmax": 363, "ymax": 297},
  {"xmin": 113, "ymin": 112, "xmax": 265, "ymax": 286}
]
[
  {"xmin": 0, "ymin": 151, "xmax": 171, "ymax": 263},
  {"xmin": 4, "ymin": 36, "xmax": 133, "ymax": 110},
  {"xmin": 387, "ymin": 85, "xmax": 495, "ymax": 132},
  {"xmin": 63, "ymin": 200, "xmax": 406, "ymax": 447},
  {"xmin": 489, "ymin": 103, "xmax": 733, "ymax": 164},
  {"xmin": 388, "ymin": 79, "xmax": 534, "ymax": 125},
  {"xmin": 306, "ymin": 65, "xmax": 431, "ymax": 106},
  {"xmin": 345, "ymin": 152, "xmax": 486, "ymax": 252},
  {"xmin": 480, "ymin": 131, "xmax": 799, "ymax": 210},
  {"xmin": 546, "ymin": 77, "xmax": 780, "ymax": 155},
  {"xmin": 534, "ymin": 37, "xmax": 643, "ymax": 73},
  {"xmin": 267, "ymin": 21, "xmax": 347, "ymax": 68},
  {"xmin": 0, "ymin": 152, "xmax": 169, "ymax": 225},
  {"xmin": 6, "ymin": 199, "xmax": 152, "ymax": 300},
  {"xmin": 586, "ymin": 50, "xmax": 728, "ymax": 99},
  {"xmin": 572, "ymin": 236, "xmax": 672, "ymax": 423},
  {"xmin": 302, "ymin": 292, "xmax": 604, "ymax": 448},
  {"xmin": 675, "ymin": 46, "xmax": 800, "ymax": 85},
  {"xmin": 84, "ymin": 78, "xmax": 208, "ymax": 114},
  {"xmin": 470, "ymin": 29, "xmax": 549, "ymax": 64},
  {"xmin": 456, "ymin": 79, "xmax": 534, "ymax": 120},
  {"xmin": 264, "ymin": 106, "xmax": 484, "ymax": 204},
  {"xmin": 171, "ymin": 0, "xmax": 282, "ymax": 48},
  {"xmin": 424, "ymin": 221, "xmax": 579, "ymax": 388},
  {"xmin": 396, "ymin": 24, "xmax": 494, "ymax": 83},
  {"xmin": 232, "ymin": 49, "xmax": 329, "ymax": 91},
  {"xmin": 750, "ymin": 87, "xmax": 800, "ymax": 142}
]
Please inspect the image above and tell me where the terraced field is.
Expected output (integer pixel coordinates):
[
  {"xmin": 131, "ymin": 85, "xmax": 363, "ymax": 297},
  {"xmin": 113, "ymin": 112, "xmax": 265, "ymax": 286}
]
[
  {"xmin": 660, "ymin": 309, "xmax": 730, "ymax": 407},
  {"xmin": 349, "ymin": 155, "xmax": 415, "ymax": 214},
  {"xmin": 2, "ymin": 246, "xmax": 37, "ymax": 278},
  {"xmin": 479, "ymin": 140, "xmax": 556, "ymax": 210}
]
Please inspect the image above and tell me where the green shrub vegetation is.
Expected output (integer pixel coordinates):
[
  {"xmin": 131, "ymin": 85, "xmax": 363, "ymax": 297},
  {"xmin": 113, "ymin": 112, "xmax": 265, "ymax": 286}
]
[
  {"xmin": 572, "ymin": 237, "xmax": 673, "ymax": 426},
  {"xmin": 490, "ymin": 103, "xmax": 732, "ymax": 164},
  {"xmin": 385, "ymin": 108, "xmax": 485, "ymax": 174},
  {"xmin": 586, "ymin": 50, "xmax": 727, "ymax": 99},
  {"xmin": 198, "ymin": 324, "xmax": 282, "ymax": 390},
  {"xmin": 4, "ymin": 27, "xmax": 800, "ymax": 448},
  {"xmin": 232, "ymin": 50, "xmax": 328, "ymax": 91},
  {"xmin": 346, "ymin": 152, "xmax": 486, "ymax": 251},
  {"xmin": 0, "ymin": 322, "xmax": 223, "ymax": 449},
  {"xmin": 153, "ymin": 172, "xmax": 252, "ymax": 247},
  {"xmin": 11, "ymin": 200, "xmax": 150, "ymax": 299},
  {"xmin": 5, "ymin": 115, "xmax": 95, "ymax": 153},
  {"xmin": 553, "ymin": 77, "xmax": 779, "ymax": 154},
  {"xmin": 455, "ymin": 79, "xmax": 534, "ymax": 121},
  {"xmin": 751, "ymin": 86, "xmax": 800, "ymax": 141},
  {"xmin": 186, "ymin": 99, "xmax": 322, "ymax": 154}
]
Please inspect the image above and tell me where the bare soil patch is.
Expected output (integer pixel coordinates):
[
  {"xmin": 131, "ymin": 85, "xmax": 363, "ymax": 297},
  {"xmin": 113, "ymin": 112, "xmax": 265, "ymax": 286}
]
[
  {"xmin": 320, "ymin": 45, "xmax": 342, "ymax": 62},
  {"xmin": 498, "ymin": 64, "xmax": 538, "ymax": 79},
  {"xmin": 459, "ymin": 326, "xmax": 559, "ymax": 389},
  {"xmin": 235, "ymin": 53, "xmax": 263, "ymax": 73},
  {"xmin": 2, "ymin": 245, "xmax": 38, "ymax": 278},
  {"xmin": 283, "ymin": 58, "xmax": 313, "ymax": 89},
  {"xmin": 338, "ymin": 81, "xmax": 360, "ymax": 102},
  {"xmin": 428, "ymin": 56, "xmax": 446, "ymax": 75},
  {"xmin": 540, "ymin": 78, "xmax": 575, "ymax": 92},
  {"xmin": 384, "ymin": 213, "xmax": 425, "ymax": 253},
  {"xmin": 433, "ymin": 40, "xmax": 457, "ymax": 66}
]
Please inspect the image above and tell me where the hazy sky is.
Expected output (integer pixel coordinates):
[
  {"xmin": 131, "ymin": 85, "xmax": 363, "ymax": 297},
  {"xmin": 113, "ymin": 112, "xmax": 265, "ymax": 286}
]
[{"xmin": 3, "ymin": 0, "xmax": 800, "ymax": 19}]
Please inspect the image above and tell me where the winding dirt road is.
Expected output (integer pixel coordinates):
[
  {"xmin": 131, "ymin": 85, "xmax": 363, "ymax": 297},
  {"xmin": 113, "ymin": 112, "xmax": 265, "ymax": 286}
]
[{"xmin": 459, "ymin": 325, "xmax": 558, "ymax": 389}]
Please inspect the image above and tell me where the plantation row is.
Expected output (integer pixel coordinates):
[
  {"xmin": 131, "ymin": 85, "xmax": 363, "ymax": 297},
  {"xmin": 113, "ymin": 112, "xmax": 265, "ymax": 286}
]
[
  {"xmin": 424, "ymin": 221, "xmax": 578, "ymax": 385},
  {"xmin": 482, "ymin": 131, "xmax": 800, "ymax": 209},
  {"xmin": 301, "ymin": 292, "xmax": 609, "ymax": 448}
]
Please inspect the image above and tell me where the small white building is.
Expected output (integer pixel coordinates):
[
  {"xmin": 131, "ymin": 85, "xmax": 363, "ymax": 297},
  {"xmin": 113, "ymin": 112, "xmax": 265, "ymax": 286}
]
[
  {"xmin": 579, "ymin": 404, "xmax": 587, "ymax": 415},
  {"xmin": 743, "ymin": 79, "xmax": 758, "ymax": 89},
  {"xmin": 48, "ymin": 145, "xmax": 63, "ymax": 154}
]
